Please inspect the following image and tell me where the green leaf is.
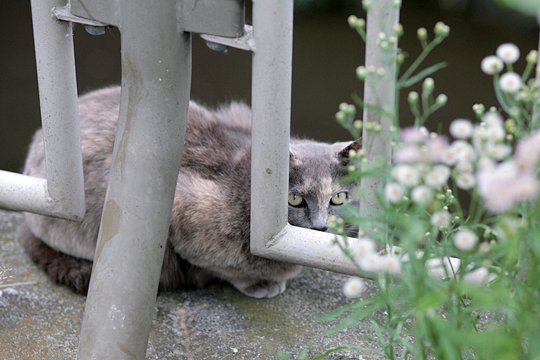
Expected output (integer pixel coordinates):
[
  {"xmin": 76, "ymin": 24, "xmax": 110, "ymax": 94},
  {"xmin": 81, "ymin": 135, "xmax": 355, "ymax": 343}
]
[
  {"xmin": 317, "ymin": 302, "xmax": 358, "ymax": 322},
  {"xmin": 398, "ymin": 62, "xmax": 448, "ymax": 89},
  {"xmin": 310, "ymin": 346, "xmax": 348, "ymax": 360},
  {"xmin": 496, "ymin": 0, "xmax": 540, "ymax": 16},
  {"xmin": 415, "ymin": 288, "xmax": 447, "ymax": 312},
  {"xmin": 325, "ymin": 301, "xmax": 385, "ymax": 335}
]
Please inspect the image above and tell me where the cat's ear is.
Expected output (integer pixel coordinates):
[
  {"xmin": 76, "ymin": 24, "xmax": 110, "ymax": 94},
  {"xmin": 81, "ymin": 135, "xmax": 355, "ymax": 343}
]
[
  {"xmin": 289, "ymin": 149, "xmax": 297, "ymax": 164},
  {"xmin": 337, "ymin": 141, "xmax": 362, "ymax": 162}
]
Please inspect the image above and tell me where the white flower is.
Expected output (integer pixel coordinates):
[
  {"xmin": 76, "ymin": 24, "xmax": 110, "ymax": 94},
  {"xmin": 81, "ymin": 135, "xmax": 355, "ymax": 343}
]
[
  {"xmin": 359, "ymin": 252, "xmax": 383, "ymax": 273},
  {"xmin": 496, "ymin": 43, "xmax": 520, "ymax": 64},
  {"xmin": 499, "ymin": 72, "xmax": 522, "ymax": 93},
  {"xmin": 431, "ymin": 210, "xmax": 451, "ymax": 228},
  {"xmin": 353, "ymin": 237, "xmax": 377, "ymax": 258},
  {"xmin": 455, "ymin": 172, "xmax": 476, "ymax": 190},
  {"xmin": 453, "ymin": 228, "xmax": 478, "ymax": 251},
  {"xmin": 426, "ymin": 257, "xmax": 461, "ymax": 279},
  {"xmin": 393, "ymin": 145, "xmax": 423, "ymax": 163},
  {"xmin": 400, "ymin": 127, "xmax": 426, "ymax": 143},
  {"xmin": 392, "ymin": 164, "xmax": 420, "ymax": 187},
  {"xmin": 426, "ymin": 136, "xmax": 449, "ymax": 162},
  {"xmin": 455, "ymin": 161, "xmax": 474, "ymax": 174},
  {"xmin": 385, "ymin": 182, "xmax": 405, "ymax": 203},
  {"xmin": 380, "ymin": 255, "xmax": 401, "ymax": 275},
  {"xmin": 463, "ymin": 267, "xmax": 496, "ymax": 285},
  {"xmin": 450, "ymin": 140, "xmax": 476, "ymax": 163},
  {"xmin": 343, "ymin": 277, "xmax": 366, "ymax": 298},
  {"xmin": 481, "ymin": 55, "xmax": 503, "ymax": 75},
  {"xmin": 477, "ymin": 156, "xmax": 495, "ymax": 170},
  {"xmin": 449, "ymin": 119, "xmax": 474, "ymax": 139},
  {"xmin": 484, "ymin": 125, "xmax": 506, "ymax": 142},
  {"xmin": 425, "ymin": 165, "xmax": 451, "ymax": 188},
  {"xmin": 441, "ymin": 146, "xmax": 459, "ymax": 165},
  {"xmin": 411, "ymin": 185, "xmax": 433, "ymax": 205},
  {"xmin": 482, "ymin": 111, "xmax": 503, "ymax": 128},
  {"xmin": 485, "ymin": 143, "xmax": 512, "ymax": 160}
]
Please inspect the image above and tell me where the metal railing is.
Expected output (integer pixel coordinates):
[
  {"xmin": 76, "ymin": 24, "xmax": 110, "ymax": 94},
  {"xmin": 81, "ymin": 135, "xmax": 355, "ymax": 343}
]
[
  {"xmin": 0, "ymin": 0, "xmax": 85, "ymax": 221},
  {"xmin": 1, "ymin": 0, "xmax": 399, "ymax": 358}
]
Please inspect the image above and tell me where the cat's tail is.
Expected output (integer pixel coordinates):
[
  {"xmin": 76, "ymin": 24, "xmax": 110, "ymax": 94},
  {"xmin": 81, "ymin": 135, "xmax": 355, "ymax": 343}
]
[{"xmin": 18, "ymin": 223, "xmax": 92, "ymax": 295}]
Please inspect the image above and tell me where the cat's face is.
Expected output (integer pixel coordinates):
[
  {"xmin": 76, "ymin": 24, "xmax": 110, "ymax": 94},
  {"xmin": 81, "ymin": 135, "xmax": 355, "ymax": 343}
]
[{"xmin": 287, "ymin": 140, "xmax": 360, "ymax": 232}]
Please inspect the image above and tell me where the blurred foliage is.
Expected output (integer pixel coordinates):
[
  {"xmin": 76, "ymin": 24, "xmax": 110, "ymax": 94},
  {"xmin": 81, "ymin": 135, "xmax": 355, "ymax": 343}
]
[{"xmin": 495, "ymin": 0, "xmax": 540, "ymax": 16}]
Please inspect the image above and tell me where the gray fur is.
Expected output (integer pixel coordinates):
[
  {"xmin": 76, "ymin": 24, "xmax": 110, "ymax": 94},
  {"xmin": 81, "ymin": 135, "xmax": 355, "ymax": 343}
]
[{"xmin": 20, "ymin": 86, "xmax": 359, "ymax": 298}]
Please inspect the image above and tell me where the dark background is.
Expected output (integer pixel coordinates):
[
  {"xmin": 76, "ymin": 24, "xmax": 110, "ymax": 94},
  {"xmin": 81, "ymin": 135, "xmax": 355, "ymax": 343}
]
[{"xmin": 1, "ymin": 0, "xmax": 538, "ymax": 172}]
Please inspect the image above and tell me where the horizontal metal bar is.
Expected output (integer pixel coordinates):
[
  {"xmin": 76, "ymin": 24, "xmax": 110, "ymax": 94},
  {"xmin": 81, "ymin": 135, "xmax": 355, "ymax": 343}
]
[
  {"xmin": 0, "ymin": 171, "xmax": 49, "ymax": 213},
  {"xmin": 69, "ymin": 0, "xmax": 119, "ymax": 27},
  {"xmin": 178, "ymin": 0, "xmax": 245, "ymax": 37},
  {"xmin": 201, "ymin": 25, "xmax": 254, "ymax": 51},
  {"xmin": 69, "ymin": 0, "xmax": 245, "ymax": 37},
  {"xmin": 0, "ymin": 171, "xmax": 83, "ymax": 220},
  {"xmin": 53, "ymin": 5, "xmax": 109, "ymax": 27},
  {"xmin": 253, "ymin": 225, "xmax": 372, "ymax": 277}
]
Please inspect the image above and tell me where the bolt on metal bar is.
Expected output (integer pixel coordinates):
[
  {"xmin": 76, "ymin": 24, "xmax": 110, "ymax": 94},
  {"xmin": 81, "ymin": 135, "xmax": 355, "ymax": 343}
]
[
  {"xmin": 77, "ymin": 0, "xmax": 192, "ymax": 358},
  {"xmin": 0, "ymin": 0, "xmax": 85, "ymax": 221}
]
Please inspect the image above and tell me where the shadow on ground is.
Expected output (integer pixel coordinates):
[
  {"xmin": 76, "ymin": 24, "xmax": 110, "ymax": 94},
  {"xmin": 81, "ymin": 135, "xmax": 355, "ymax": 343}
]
[{"xmin": 0, "ymin": 210, "xmax": 382, "ymax": 359}]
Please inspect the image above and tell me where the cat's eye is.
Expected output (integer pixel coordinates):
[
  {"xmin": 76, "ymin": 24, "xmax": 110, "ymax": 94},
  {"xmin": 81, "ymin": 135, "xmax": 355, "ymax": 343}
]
[
  {"xmin": 330, "ymin": 192, "xmax": 348, "ymax": 206},
  {"xmin": 288, "ymin": 193, "xmax": 306, "ymax": 207}
]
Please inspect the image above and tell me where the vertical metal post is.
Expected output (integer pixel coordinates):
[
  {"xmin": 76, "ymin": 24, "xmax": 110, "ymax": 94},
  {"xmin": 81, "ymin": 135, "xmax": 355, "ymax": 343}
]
[
  {"xmin": 77, "ymin": 0, "xmax": 192, "ymax": 357},
  {"xmin": 250, "ymin": 0, "xmax": 294, "ymax": 254},
  {"xmin": 0, "ymin": 0, "xmax": 85, "ymax": 220},
  {"xmin": 359, "ymin": 2, "xmax": 400, "ymax": 223}
]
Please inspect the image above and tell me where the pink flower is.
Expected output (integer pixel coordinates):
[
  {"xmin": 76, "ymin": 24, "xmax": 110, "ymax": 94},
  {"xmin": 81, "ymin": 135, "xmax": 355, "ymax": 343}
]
[
  {"xmin": 515, "ymin": 130, "xmax": 540, "ymax": 172},
  {"xmin": 477, "ymin": 160, "xmax": 540, "ymax": 213},
  {"xmin": 393, "ymin": 145, "xmax": 423, "ymax": 163},
  {"xmin": 426, "ymin": 135, "xmax": 449, "ymax": 162},
  {"xmin": 400, "ymin": 127, "xmax": 427, "ymax": 143}
]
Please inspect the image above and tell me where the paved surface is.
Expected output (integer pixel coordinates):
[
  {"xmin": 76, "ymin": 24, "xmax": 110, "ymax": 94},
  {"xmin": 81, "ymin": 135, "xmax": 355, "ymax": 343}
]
[{"xmin": 0, "ymin": 210, "xmax": 381, "ymax": 359}]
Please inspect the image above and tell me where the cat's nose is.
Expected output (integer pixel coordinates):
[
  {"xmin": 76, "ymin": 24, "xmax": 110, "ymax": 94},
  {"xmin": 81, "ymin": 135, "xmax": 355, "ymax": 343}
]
[{"xmin": 311, "ymin": 225, "xmax": 328, "ymax": 232}]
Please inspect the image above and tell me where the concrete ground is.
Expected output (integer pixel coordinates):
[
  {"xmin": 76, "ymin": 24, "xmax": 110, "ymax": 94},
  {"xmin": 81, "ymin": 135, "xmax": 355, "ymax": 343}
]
[{"xmin": 0, "ymin": 210, "xmax": 382, "ymax": 359}]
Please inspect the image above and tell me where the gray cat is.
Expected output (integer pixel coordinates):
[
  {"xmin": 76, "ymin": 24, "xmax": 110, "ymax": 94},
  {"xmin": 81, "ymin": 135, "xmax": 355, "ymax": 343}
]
[{"xmin": 19, "ymin": 86, "xmax": 359, "ymax": 298}]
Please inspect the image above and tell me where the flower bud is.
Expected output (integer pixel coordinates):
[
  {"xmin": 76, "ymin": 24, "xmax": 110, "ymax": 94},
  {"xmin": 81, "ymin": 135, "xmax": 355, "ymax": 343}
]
[
  {"xmin": 434, "ymin": 22, "xmax": 450, "ymax": 38},
  {"xmin": 436, "ymin": 94, "xmax": 448, "ymax": 106},
  {"xmin": 408, "ymin": 91, "xmax": 419, "ymax": 105},
  {"xmin": 527, "ymin": 50, "xmax": 538, "ymax": 64},
  {"xmin": 472, "ymin": 103, "xmax": 485, "ymax": 117},
  {"xmin": 356, "ymin": 66, "xmax": 367, "ymax": 80},
  {"xmin": 417, "ymin": 27, "xmax": 427, "ymax": 41},
  {"xmin": 393, "ymin": 24, "xmax": 404, "ymax": 37},
  {"xmin": 422, "ymin": 77, "xmax": 434, "ymax": 97},
  {"xmin": 362, "ymin": 0, "xmax": 371, "ymax": 11}
]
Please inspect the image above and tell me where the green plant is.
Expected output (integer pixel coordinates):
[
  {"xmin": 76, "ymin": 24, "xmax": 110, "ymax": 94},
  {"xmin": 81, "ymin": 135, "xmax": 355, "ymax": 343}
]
[{"xmin": 317, "ymin": 3, "xmax": 540, "ymax": 359}]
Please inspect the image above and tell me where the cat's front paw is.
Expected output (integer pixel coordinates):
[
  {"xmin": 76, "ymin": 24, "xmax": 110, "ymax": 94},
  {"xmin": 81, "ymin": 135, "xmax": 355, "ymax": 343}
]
[{"xmin": 232, "ymin": 279, "xmax": 287, "ymax": 299}]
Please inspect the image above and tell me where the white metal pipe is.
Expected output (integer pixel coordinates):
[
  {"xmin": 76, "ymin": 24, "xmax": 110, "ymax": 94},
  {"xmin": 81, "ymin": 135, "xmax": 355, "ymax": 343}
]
[
  {"xmin": 30, "ymin": 0, "xmax": 85, "ymax": 220},
  {"xmin": 250, "ymin": 0, "xmax": 294, "ymax": 255},
  {"xmin": 0, "ymin": 170, "xmax": 50, "ymax": 214},
  {"xmin": 0, "ymin": 0, "xmax": 84, "ymax": 220},
  {"xmin": 359, "ymin": 1, "xmax": 400, "ymax": 223},
  {"xmin": 77, "ymin": 0, "xmax": 192, "ymax": 358},
  {"xmin": 264, "ymin": 225, "xmax": 371, "ymax": 277}
]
